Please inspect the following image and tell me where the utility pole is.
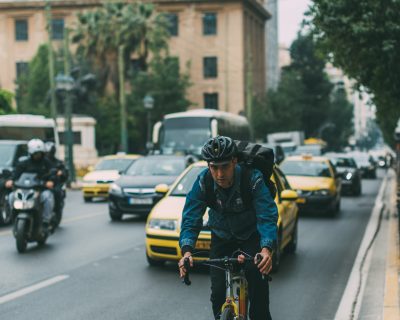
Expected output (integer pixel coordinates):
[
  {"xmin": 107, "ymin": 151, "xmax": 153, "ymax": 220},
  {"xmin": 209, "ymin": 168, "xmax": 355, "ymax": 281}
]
[
  {"xmin": 246, "ymin": 38, "xmax": 254, "ymax": 135},
  {"xmin": 118, "ymin": 44, "xmax": 128, "ymax": 153},
  {"xmin": 63, "ymin": 28, "xmax": 75, "ymax": 183},
  {"xmin": 45, "ymin": 0, "xmax": 57, "ymax": 123}
]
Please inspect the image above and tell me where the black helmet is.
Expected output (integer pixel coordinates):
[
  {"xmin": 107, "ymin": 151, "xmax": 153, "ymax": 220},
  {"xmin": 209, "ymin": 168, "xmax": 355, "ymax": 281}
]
[{"xmin": 201, "ymin": 136, "xmax": 237, "ymax": 164}]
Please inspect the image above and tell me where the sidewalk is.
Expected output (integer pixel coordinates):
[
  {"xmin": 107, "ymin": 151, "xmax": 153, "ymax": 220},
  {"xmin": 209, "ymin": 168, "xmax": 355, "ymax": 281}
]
[{"xmin": 358, "ymin": 169, "xmax": 400, "ymax": 320}]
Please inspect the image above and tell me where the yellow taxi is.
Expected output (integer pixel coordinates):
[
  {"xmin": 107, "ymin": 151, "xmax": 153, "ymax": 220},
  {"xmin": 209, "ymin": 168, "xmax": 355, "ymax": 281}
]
[
  {"xmin": 145, "ymin": 162, "xmax": 299, "ymax": 271},
  {"xmin": 280, "ymin": 155, "xmax": 341, "ymax": 216},
  {"xmin": 82, "ymin": 154, "xmax": 140, "ymax": 202}
]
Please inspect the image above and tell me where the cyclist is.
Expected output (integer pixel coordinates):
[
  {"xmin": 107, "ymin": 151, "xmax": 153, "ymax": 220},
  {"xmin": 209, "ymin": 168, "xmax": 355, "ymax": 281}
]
[{"xmin": 178, "ymin": 136, "xmax": 278, "ymax": 320}]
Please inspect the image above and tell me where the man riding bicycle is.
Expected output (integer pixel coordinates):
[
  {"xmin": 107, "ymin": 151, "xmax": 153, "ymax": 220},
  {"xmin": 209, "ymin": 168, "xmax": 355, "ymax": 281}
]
[{"xmin": 178, "ymin": 136, "xmax": 278, "ymax": 320}]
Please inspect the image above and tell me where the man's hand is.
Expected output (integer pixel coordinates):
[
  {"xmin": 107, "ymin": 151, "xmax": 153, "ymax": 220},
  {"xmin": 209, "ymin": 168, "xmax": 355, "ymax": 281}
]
[
  {"xmin": 5, "ymin": 180, "xmax": 13, "ymax": 189},
  {"xmin": 46, "ymin": 181, "xmax": 54, "ymax": 189},
  {"xmin": 255, "ymin": 247, "xmax": 273, "ymax": 275},
  {"xmin": 178, "ymin": 252, "xmax": 193, "ymax": 278}
]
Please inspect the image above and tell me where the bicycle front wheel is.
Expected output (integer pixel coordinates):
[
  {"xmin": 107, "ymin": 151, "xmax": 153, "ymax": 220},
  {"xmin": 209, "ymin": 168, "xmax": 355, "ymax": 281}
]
[{"xmin": 220, "ymin": 307, "xmax": 235, "ymax": 320}]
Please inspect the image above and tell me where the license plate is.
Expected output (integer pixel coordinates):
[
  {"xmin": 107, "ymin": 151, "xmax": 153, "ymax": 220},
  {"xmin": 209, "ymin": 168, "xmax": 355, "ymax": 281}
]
[
  {"xmin": 128, "ymin": 197, "xmax": 153, "ymax": 205},
  {"xmin": 296, "ymin": 197, "xmax": 306, "ymax": 204},
  {"xmin": 195, "ymin": 240, "xmax": 210, "ymax": 250}
]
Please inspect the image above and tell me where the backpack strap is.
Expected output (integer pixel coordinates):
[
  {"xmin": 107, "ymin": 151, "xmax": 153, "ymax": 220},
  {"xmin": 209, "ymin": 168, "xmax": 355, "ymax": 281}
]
[
  {"xmin": 204, "ymin": 169, "xmax": 217, "ymax": 209},
  {"xmin": 239, "ymin": 166, "xmax": 253, "ymax": 208}
]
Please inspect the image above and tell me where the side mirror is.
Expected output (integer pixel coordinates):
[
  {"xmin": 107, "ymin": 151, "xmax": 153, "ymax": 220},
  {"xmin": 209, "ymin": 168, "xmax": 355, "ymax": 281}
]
[
  {"xmin": 155, "ymin": 183, "xmax": 169, "ymax": 195},
  {"xmin": 281, "ymin": 190, "xmax": 298, "ymax": 201}
]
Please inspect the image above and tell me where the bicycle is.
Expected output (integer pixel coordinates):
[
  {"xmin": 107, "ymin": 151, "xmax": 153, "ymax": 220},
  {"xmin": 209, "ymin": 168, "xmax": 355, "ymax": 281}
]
[{"xmin": 182, "ymin": 251, "xmax": 272, "ymax": 320}]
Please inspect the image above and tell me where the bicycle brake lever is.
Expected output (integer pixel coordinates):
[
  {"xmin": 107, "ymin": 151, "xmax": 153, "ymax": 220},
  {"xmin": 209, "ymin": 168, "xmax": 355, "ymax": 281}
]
[
  {"xmin": 255, "ymin": 254, "xmax": 272, "ymax": 282},
  {"xmin": 182, "ymin": 258, "xmax": 192, "ymax": 286}
]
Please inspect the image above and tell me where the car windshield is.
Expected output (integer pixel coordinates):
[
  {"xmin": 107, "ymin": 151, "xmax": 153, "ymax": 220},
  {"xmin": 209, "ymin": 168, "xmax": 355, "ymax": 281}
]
[
  {"xmin": 95, "ymin": 158, "xmax": 135, "ymax": 172},
  {"xmin": 0, "ymin": 144, "xmax": 16, "ymax": 167},
  {"xmin": 293, "ymin": 145, "xmax": 322, "ymax": 156},
  {"xmin": 281, "ymin": 160, "xmax": 332, "ymax": 177},
  {"xmin": 126, "ymin": 157, "xmax": 185, "ymax": 176},
  {"xmin": 330, "ymin": 157, "xmax": 357, "ymax": 168},
  {"xmin": 170, "ymin": 166, "xmax": 205, "ymax": 196}
]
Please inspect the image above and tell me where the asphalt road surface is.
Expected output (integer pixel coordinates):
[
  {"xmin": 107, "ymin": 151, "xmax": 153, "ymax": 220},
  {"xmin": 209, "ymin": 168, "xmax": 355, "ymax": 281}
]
[{"xmin": 0, "ymin": 171, "xmax": 384, "ymax": 320}]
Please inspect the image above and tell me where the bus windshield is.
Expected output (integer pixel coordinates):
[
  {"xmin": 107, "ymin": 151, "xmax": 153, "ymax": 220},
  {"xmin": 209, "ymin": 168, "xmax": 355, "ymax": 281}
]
[
  {"xmin": 0, "ymin": 127, "xmax": 55, "ymax": 142},
  {"xmin": 0, "ymin": 144, "xmax": 17, "ymax": 167},
  {"xmin": 160, "ymin": 117, "xmax": 211, "ymax": 155}
]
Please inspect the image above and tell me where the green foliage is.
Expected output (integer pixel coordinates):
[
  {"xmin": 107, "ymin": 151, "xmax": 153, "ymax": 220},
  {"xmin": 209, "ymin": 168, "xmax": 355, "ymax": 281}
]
[
  {"xmin": 127, "ymin": 56, "xmax": 192, "ymax": 152},
  {"xmin": 0, "ymin": 89, "xmax": 14, "ymax": 114},
  {"xmin": 15, "ymin": 44, "xmax": 63, "ymax": 115},
  {"xmin": 73, "ymin": 2, "xmax": 170, "ymax": 95},
  {"xmin": 308, "ymin": 0, "xmax": 400, "ymax": 146},
  {"xmin": 252, "ymin": 33, "xmax": 353, "ymax": 150}
]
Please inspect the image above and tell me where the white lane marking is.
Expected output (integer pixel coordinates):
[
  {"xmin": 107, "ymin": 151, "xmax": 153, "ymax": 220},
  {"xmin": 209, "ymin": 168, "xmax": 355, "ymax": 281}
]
[
  {"xmin": 0, "ymin": 275, "xmax": 69, "ymax": 305},
  {"xmin": 0, "ymin": 212, "xmax": 104, "ymax": 237},
  {"xmin": 334, "ymin": 173, "xmax": 389, "ymax": 320}
]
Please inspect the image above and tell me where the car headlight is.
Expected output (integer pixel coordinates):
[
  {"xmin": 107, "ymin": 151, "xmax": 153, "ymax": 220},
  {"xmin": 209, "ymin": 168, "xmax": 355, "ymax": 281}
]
[
  {"xmin": 148, "ymin": 219, "xmax": 177, "ymax": 231},
  {"xmin": 109, "ymin": 183, "xmax": 122, "ymax": 195},
  {"xmin": 313, "ymin": 189, "xmax": 330, "ymax": 196},
  {"xmin": 345, "ymin": 172, "xmax": 353, "ymax": 180}
]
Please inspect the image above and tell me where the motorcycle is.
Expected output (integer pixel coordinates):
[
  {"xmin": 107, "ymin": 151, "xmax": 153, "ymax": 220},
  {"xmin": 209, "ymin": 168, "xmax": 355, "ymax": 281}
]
[
  {"xmin": 11, "ymin": 172, "xmax": 55, "ymax": 253},
  {"xmin": 0, "ymin": 169, "xmax": 13, "ymax": 226}
]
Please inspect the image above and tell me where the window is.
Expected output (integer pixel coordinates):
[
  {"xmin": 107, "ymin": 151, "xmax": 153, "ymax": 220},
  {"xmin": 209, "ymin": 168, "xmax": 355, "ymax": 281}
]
[
  {"xmin": 165, "ymin": 13, "xmax": 178, "ymax": 36},
  {"xmin": 203, "ymin": 12, "xmax": 217, "ymax": 35},
  {"xmin": 59, "ymin": 131, "xmax": 82, "ymax": 145},
  {"xmin": 204, "ymin": 93, "xmax": 219, "ymax": 110},
  {"xmin": 203, "ymin": 57, "xmax": 218, "ymax": 78},
  {"xmin": 51, "ymin": 18, "xmax": 64, "ymax": 40},
  {"xmin": 16, "ymin": 62, "xmax": 29, "ymax": 79},
  {"xmin": 15, "ymin": 19, "xmax": 28, "ymax": 41}
]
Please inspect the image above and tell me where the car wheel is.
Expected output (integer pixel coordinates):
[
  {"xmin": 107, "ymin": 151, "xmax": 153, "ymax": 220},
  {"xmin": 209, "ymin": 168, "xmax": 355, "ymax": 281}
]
[
  {"xmin": 84, "ymin": 196, "xmax": 92, "ymax": 203},
  {"xmin": 272, "ymin": 228, "xmax": 282, "ymax": 273},
  {"xmin": 109, "ymin": 208, "xmax": 122, "ymax": 221},
  {"xmin": 146, "ymin": 253, "xmax": 165, "ymax": 267},
  {"xmin": 285, "ymin": 219, "xmax": 298, "ymax": 254}
]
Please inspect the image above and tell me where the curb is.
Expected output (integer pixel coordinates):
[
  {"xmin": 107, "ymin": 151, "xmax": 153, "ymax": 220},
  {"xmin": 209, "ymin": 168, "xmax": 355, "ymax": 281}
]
[{"xmin": 383, "ymin": 174, "xmax": 400, "ymax": 320}]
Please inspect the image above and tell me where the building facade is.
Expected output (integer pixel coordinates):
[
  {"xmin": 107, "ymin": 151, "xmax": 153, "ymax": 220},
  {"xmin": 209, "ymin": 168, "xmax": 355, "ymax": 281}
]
[
  {"xmin": 0, "ymin": 0, "xmax": 270, "ymax": 116},
  {"xmin": 265, "ymin": 0, "xmax": 279, "ymax": 90}
]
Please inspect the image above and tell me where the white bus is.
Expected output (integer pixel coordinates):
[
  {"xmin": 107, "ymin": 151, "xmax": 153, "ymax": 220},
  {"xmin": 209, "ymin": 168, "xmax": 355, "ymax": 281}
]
[
  {"xmin": 0, "ymin": 114, "xmax": 59, "ymax": 148},
  {"xmin": 152, "ymin": 109, "xmax": 251, "ymax": 156}
]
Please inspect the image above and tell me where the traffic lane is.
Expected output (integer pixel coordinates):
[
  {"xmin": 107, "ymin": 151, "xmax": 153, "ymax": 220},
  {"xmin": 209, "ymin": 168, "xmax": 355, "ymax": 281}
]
[
  {"xmin": 270, "ymin": 173, "xmax": 383, "ymax": 320},
  {"xmin": 0, "ymin": 174, "xmax": 383, "ymax": 319},
  {"xmin": 0, "ymin": 246, "xmax": 213, "ymax": 320},
  {"xmin": 0, "ymin": 190, "xmax": 147, "ymax": 297}
]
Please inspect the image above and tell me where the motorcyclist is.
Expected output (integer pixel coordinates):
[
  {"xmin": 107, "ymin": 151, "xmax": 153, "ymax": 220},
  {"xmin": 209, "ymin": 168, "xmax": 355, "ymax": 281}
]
[
  {"xmin": 5, "ymin": 139, "xmax": 56, "ymax": 234},
  {"xmin": 45, "ymin": 141, "xmax": 68, "ymax": 216}
]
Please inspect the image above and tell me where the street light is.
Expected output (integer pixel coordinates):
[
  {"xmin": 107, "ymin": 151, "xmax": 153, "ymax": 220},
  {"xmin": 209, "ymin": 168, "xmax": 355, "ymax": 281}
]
[
  {"xmin": 56, "ymin": 73, "xmax": 75, "ymax": 184},
  {"xmin": 143, "ymin": 95, "xmax": 154, "ymax": 151}
]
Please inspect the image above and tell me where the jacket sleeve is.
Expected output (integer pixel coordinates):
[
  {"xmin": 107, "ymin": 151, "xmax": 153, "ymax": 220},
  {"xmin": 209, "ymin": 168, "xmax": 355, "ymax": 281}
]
[
  {"xmin": 179, "ymin": 172, "xmax": 208, "ymax": 253},
  {"xmin": 250, "ymin": 170, "xmax": 278, "ymax": 250}
]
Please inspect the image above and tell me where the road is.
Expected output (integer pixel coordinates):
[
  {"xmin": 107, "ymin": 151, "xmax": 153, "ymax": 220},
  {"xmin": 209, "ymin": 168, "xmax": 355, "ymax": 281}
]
[{"xmin": 0, "ymin": 171, "xmax": 384, "ymax": 319}]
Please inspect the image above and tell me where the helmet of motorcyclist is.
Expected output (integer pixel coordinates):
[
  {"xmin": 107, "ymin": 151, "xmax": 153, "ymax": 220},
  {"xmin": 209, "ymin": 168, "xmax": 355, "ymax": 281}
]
[
  {"xmin": 28, "ymin": 139, "xmax": 45, "ymax": 157},
  {"xmin": 201, "ymin": 136, "xmax": 238, "ymax": 165},
  {"xmin": 45, "ymin": 141, "xmax": 56, "ymax": 158}
]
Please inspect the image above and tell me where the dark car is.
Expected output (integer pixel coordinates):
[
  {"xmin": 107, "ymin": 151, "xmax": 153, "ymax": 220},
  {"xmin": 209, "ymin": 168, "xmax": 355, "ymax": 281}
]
[
  {"xmin": 0, "ymin": 140, "xmax": 28, "ymax": 225},
  {"xmin": 327, "ymin": 154, "xmax": 362, "ymax": 196},
  {"xmin": 350, "ymin": 152, "xmax": 377, "ymax": 179},
  {"xmin": 108, "ymin": 155, "xmax": 194, "ymax": 221}
]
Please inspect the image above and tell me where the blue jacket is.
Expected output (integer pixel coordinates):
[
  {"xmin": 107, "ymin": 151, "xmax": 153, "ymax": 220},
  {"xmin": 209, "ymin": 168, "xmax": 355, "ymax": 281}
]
[{"xmin": 179, "ymin": 165, "xmax": 278, "ymax": 251}]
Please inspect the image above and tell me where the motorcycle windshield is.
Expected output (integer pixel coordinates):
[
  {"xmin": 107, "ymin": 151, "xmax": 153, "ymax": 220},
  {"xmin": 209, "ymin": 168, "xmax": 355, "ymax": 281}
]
[{"xmin": 15, "ymin": 173, "xmax": 41, "ymax": 188}]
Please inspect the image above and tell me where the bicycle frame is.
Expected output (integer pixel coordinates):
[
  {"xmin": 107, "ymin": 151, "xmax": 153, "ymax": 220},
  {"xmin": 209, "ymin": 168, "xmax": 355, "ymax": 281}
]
[{"xmin": 221, "ymin": 265, "xmax": 248, "ymax": 319}]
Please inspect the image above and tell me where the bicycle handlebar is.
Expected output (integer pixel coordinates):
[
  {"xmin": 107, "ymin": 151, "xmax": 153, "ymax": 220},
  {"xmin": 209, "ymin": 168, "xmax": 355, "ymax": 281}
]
[{"xmin": 182, "ymin": 254, "xmax": 271, "ymax": 286}]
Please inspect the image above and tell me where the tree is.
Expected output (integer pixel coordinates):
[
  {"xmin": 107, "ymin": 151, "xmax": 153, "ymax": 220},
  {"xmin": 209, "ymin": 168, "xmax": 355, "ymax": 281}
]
[
  {"xmin": 126, "ymin": 56, "xmax": 192, "ymax": 152},
  {"xmin": 323, "ymin": 87, "xmax": 354, "ymax": 151},
  {"xmin": 15, "ymin": 44, "xmax": 63, "ymax": 115},
  {"xmin": 308, "ymin": 0, "xmax": 400, "ymax": 145},
  {"xmin": 0, "ymin": 89, "xmax": 13, "ymax": 114},
  {"xmin": 72, "ymin": 2, "xmax": 170, "ymax": 96}
]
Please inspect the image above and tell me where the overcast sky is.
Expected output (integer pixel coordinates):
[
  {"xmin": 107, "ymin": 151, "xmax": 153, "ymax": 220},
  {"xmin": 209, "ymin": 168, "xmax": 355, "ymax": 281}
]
[{"xmin": 278, "ymin": 0, "xmax": 311, "ymax": 47}]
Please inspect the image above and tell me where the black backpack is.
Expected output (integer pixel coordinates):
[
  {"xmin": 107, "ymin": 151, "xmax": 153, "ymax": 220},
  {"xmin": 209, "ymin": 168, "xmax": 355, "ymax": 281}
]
[{"xmin": 204, "ymin": 141, "xmax": 276, "ymax": 209}]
